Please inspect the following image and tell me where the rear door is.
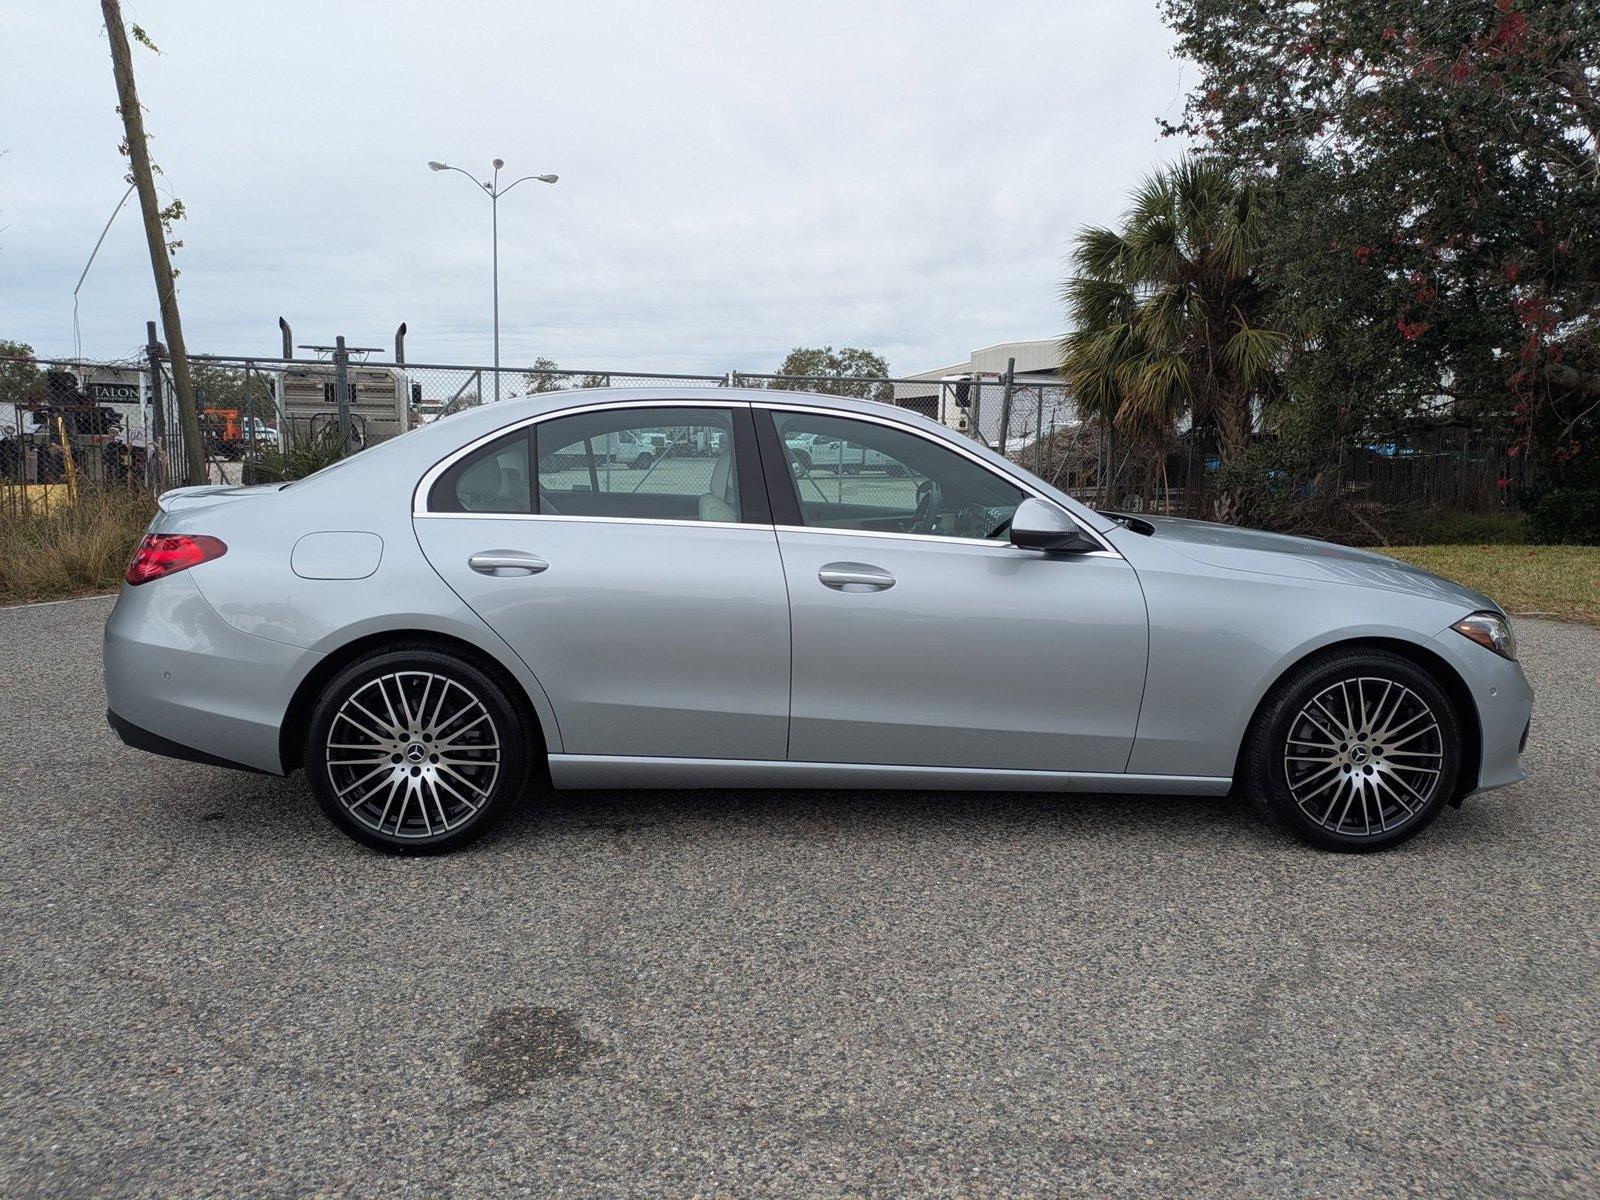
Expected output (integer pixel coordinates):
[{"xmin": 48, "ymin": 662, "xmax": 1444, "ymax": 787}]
[{"xmin": 414, "ymin": 402, "xmax": 791, "ymax": 760}]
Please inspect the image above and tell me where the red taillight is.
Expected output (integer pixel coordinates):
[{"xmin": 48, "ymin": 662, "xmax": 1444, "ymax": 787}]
[{"xmin": 125, "ymin": 534, "xmax": 228, "ymax": 586}]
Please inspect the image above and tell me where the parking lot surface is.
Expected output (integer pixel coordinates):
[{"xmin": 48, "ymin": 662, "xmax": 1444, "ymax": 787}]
[{"xmin": 1, "ymin": 596, "xmax": 1596, "ymax": 1198}]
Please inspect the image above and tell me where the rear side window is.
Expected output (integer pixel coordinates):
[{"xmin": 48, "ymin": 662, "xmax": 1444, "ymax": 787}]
[
  {"xmin": 428, "ymin": 429, "xmax": 532, "ymax": 513},
  {"xmin": 534, "ymin": 407, "xmax": 741, "ymax": 523}
]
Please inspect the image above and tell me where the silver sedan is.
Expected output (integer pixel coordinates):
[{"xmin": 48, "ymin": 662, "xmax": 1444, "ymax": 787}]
[{"xmin": 104, "ymin": 389, "xmax": 1533, "ymax": 853}]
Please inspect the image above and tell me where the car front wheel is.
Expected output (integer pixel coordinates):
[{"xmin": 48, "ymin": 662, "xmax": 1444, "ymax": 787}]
[
  {"xmin": 304, "ymin": 646, "xmax": 534, "ymax": 853},
  {"xmin": 1241, "ymin": 648, "xmax": 1461, "ymax": 852}
]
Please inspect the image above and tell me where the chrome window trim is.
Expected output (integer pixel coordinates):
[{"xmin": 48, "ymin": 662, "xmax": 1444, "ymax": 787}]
[
  {"xmin": 773, "ymin": 523, "xmax": 1123, "ymax": 557},
  {"xmin": 756, "ymin": 401, "xmax": 1119, "ymax": 557},
  {"xmin": 412, "ymin": 397, "xmax": 749, "ymax": 516},
  {"xmin": 413, "ymin": 512, "xmax": 772, "ymax": 532}
]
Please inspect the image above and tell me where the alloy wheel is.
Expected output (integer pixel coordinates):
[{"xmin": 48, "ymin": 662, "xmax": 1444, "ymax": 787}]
[
  {"xmin": 324, "ymin": 671, "xmax": 501, "ymax": 840},
  {"xmin": 1282, "ymin": 675, "xmax": 1444, "ymax": 838}
]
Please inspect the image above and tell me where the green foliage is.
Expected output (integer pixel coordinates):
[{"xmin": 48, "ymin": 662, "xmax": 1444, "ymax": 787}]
[
  {"xmin": 1384, "ymin": 508, "xmax": 1530, "ymax": 546},
  {"xmin": 771, "ymin": 346, "xmax": 892, "ymax": 401},
  {"xmin": 1062, "ymin": 157, "xmax": 1286, "ymax": 518},
  {"xmin": 246, "ymin": 425, "xmax": 346, "ymax": 483},
  {"xmin": 522, "ymin": 357, "xmax": 566, "ymax": 394},
  {"xmin": 190, "ymin": 362, "xmax": 273, "ymax": 418},
  {"xmin": 1160, "ymin": 0, "xmax": 1600, "ymax": 476},
  {"xmin": 1522, "ymin": 487, "xmax": 1600, "ymax": 544},
  {"xmin": 0, "ymin": 340, "xmax": 43, "ymax": 412}
]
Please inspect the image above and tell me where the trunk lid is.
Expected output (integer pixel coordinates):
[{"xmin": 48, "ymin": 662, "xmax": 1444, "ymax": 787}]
[{"xmin": 155, "ymin": 483, "xmax": 283, "ymax": 514}]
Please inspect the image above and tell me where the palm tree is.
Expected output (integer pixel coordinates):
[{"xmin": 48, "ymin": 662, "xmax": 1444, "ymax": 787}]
[{"xmin": 1061, "ymin": 157, "xmax": 1284, "ymax": 521}]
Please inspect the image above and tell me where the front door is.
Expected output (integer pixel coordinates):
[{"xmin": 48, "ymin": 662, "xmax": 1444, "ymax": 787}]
[
  {"xmin": 414, "ymin": 403, "xmax": 790, "ymax": 760},
  {"xmin": 760, "ymin": 406, "xmax": 1148, "ymax": 773}
]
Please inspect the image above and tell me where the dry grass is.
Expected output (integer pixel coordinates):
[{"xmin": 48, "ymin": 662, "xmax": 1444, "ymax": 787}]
[
  {"xmin": 0, "ymin": 489, "xmax": 157, "ymax": 605},
  {"xmin": 1382, "ymin": 544, "xmax": 1600, "ymax": 626}
]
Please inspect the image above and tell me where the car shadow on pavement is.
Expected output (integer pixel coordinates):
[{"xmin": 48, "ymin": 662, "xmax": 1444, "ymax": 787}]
[
  {"xmin": 494, "ymin": 784, "xmax": 1258, "ymax": 850},
  {"xmin": 164, "ymin": 762, "xmax": 1509, "ymax": 857}
]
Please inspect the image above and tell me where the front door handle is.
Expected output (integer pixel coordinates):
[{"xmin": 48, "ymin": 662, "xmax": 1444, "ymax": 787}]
[
  {"xmin": 818, "ymin": 561, "xmax": 895, "ymax": 592},
  {"xmin": 469, "ymin": 550, "xmax": 549, "ymax": 577}
]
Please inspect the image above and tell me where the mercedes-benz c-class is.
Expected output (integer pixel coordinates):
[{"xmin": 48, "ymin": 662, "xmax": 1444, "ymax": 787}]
[{"xmin": 105, "ymin": 389, "xmax": 1532, "ymax": 853}]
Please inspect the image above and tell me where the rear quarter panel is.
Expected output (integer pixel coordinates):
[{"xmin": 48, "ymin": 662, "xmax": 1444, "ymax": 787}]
[{"xmin": 154, "ymin": 476, "xmax": 565, "ymax": 754}]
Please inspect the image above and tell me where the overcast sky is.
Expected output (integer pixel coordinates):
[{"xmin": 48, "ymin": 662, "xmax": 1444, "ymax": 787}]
[{"xmin": 1, "ymin": 1, "xmax": 1188, "ymax": 375}]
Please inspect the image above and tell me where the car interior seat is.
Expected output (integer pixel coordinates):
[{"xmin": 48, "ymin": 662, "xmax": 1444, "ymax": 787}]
[{"xmin": 698, "ymin": 450, "xmax": 738, "ymax": 522}]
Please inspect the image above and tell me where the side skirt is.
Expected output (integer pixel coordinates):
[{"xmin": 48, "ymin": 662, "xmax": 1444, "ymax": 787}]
[{"xmin": 547, "ymin": 754, "xmax": 1231, "ymax": 795}]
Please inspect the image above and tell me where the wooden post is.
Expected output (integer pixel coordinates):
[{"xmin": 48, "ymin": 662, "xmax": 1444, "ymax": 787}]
[{"xmin": 101, "ymin": 1, "xmax": 207, "ymax": 487}]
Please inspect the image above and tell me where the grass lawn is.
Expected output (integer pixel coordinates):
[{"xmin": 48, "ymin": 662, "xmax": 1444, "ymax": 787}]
[{"xmin": 1382, "ymin": 544, "xmax": 1600, "ymax": 626}]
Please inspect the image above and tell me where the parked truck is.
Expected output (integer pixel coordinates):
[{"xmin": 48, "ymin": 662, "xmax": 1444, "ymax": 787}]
[{"xmin": 273, "ymin": 363, "xmax": 412, "ymax": 447}]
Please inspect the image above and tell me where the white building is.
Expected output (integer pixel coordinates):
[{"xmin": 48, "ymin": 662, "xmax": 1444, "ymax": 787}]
[{"xmin": 892, "ymin": 338, "xmax": 1075, "ymax": 450}]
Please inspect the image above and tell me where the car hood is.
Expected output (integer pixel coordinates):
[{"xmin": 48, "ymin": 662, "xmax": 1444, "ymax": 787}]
[{"xmin": 1128, "ymin": 515, "xmax": 1500, "ymax": 613}]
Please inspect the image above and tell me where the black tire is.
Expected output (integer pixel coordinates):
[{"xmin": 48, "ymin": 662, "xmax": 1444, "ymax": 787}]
[
  {"xmin": 632, "ymin": 453, "xmax": 654, "ymax": 470},
  {"xmin": 791, "ymin": 450, "xmax": 813, "ymax": 476},
  {"xmin": 1240, "ymin": 647, "xmax": 1461, "ymax": 853},
  {"xmin": 304, "ymin": 644, "xmax": 536, "ymax": 854}
]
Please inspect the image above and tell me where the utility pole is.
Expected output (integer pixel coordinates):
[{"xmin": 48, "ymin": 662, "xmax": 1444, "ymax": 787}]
[{"xmin": 102, "ymin": 0, "xmax": 207, "ymax": 486}]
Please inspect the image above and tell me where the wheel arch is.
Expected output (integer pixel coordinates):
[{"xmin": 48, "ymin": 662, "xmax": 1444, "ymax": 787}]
[
  {"xmin": 279, "ymin": 628, "xmax": 552, "ymax": 774},
  {"xmin": 1232, "ymin": 635, "xmax": 1482, "ymax": 799}
]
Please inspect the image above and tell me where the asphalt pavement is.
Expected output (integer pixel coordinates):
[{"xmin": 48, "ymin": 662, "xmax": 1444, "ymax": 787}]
[{"xmin": 1, "ymin": 596, "xmax": 1596, "ymax": 1198}]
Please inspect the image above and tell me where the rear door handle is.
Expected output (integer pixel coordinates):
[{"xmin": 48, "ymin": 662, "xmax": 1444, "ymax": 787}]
[
  {"xmin": 469, "ymin": 550, "xmax": 549, "ymax": 577},
  {"xmin": 818, "ymin": 562, "xmax": 895, "ymax": 592}
]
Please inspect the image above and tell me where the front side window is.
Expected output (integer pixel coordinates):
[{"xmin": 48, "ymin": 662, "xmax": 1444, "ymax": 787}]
[
  {"xmin": 770, "ymin": 410, "xmax": 1023, "ymax": 540},
  {"xmin": 535, "ymin": 407, "xmax": 741, "ymax": 522}
]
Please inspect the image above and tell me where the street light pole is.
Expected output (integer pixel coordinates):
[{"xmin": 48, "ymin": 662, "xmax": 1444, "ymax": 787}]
[
  {"xmin": 491, "ymin": 160, "xmax": 500, "ymax": 401},
  {"xmin": 428, "ymin": 159, "xmax": 558, "ymax": 403}
]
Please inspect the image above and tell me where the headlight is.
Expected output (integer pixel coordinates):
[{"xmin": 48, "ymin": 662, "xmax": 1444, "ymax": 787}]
[{"xmin": 1451, "ymin": 611, "xmax": 1517, "ymax": 661}]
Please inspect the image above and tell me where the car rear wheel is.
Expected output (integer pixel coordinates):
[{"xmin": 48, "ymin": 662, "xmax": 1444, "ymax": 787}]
[
  {"xmin": 1241, "ymin": 648, "xmax": 1460, "ymax": 852},
  {"xmin": 304, "ymin": 646, "xmax": 534, "ymax": 853}
]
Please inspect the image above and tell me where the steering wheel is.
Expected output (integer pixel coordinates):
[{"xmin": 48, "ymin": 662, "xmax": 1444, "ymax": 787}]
[
  {"xmin": 952, "ymin": 502, "xmax": 993, "ymax": 538},
  {"xmin": 910, "ymin": 477, "xmax": 943, "ymax": 534}
]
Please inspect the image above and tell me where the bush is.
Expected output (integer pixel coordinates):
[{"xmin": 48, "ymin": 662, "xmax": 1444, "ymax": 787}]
[
  {"xmin": 245, "ymin": 425, "xmax": 347, "ymax": 483},
  {"xmin": 1523, "ymin": 487, "xmax": 1600, "ymax": 545},
  {"xmin": 1383, "ymin": 508, "xmax": 1529, "ymax": 546},
  {"xmin": 0, "ymin": 488, "xmax": 156, "ymax": 604}
]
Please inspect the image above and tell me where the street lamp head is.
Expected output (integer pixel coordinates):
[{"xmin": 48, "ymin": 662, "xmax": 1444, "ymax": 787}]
[
  {"xmin": 537, "ymin": 174, "xmax": 559, "ymax": 184},
  {"xmin": 427, "ymin": 161, "xmax": 448, "ymax": 171},
  {"xmin": 492, "ymin": 158, "xmax": 505, "ymax": 170}
]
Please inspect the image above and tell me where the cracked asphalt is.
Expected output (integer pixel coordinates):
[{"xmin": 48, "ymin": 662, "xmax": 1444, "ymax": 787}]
[{"xmin": 1, "ymin": 596, "xmax": 1596, "ymax": 1198}]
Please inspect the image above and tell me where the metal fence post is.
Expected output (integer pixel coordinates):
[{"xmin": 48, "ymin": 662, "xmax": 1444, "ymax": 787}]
[
  {"xmin": 145, "ymin": 319, "xmax": 168, "ymax": 489},
  {"xmin": 997, "ymin": 356, "xmax": 1016, "ymax": 458},
  {"xmin": 243, "ymin": 359, "xmax": 256, "ymax": 462},
  {"xmin": 333, "ymin": 335, "xmax": 353, "ymax": 451}
]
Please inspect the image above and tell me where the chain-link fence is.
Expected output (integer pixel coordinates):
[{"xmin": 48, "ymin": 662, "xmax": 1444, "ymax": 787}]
[
  {"xmin": 1, "ymin": 354, "xmax": 163, "ymax": 518},
  {"xmin": 1, "ymin": 342, "xmax": 1519, "ymax": 525}
]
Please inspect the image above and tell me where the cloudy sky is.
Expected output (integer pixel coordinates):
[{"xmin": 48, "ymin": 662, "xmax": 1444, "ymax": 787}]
[{"xmin": 2, "ymin": 1, "xmax": 1188, "ymax": 375}]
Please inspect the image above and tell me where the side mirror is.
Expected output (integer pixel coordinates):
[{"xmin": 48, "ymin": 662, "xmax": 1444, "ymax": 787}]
[{"xmin": 1009, "ymin": 497, "xmax": 1099, "ymax": 553}]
